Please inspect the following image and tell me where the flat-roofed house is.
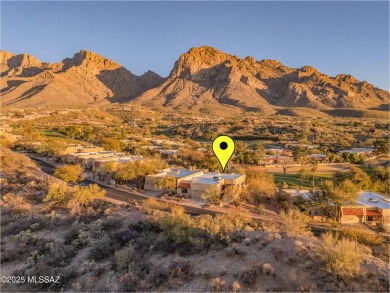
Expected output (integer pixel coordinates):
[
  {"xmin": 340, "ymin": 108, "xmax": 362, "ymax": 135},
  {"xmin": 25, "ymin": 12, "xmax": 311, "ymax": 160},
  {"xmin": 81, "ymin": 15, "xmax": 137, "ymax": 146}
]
[
  {"xmin": 329, "ymin": 191, "xmax": 390, "ymax": 225},
  {"xmin": 144, "ymin": 168, "xmax": 246, "ymax": 198},
  {"xmin": 144, "ymin": 168, "xmax": 204, "ymax": 191},
  {"xmin": 182, "ymin": 172, "xmax": 245, "ymax": 198}
]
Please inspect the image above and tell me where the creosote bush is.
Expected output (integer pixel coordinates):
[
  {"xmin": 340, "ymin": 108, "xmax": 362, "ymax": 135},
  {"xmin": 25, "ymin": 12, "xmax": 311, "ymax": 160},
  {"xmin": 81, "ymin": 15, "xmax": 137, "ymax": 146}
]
[
  {"xmin": 280, "ymin": 209, "xmax": 310, "ymax": 235},
  {"xmin": 319, "ymin": 232, "xmax": 364, "ymax": 278}
]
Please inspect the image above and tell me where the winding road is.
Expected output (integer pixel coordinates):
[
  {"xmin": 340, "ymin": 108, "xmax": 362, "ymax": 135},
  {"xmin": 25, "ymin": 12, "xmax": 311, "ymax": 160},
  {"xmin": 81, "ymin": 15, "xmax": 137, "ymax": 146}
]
[{"xmin": 30, "ymin": 157, "xmax": 218, "ymax": 216}]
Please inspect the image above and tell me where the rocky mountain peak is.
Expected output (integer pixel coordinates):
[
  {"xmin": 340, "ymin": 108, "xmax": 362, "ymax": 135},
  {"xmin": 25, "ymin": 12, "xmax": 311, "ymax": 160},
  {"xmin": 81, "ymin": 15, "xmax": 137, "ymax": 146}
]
[{"xmin": 1, "ymin": 51, "xmax": 42, "ymax": 69}]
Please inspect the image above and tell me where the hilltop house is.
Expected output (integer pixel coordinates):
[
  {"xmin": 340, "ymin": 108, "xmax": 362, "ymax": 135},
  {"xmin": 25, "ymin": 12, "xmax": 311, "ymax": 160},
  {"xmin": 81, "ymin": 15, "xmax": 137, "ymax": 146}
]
[{"xmin": 144, "ymin": 167, "xmax": 245, "ymax": 198}]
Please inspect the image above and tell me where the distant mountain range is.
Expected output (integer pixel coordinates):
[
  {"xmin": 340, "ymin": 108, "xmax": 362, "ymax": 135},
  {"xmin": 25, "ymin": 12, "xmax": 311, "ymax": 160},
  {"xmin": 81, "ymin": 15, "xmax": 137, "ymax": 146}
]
[{"xmin": 1, "ymin": 47, "xmax": 389, "ymax": 117}]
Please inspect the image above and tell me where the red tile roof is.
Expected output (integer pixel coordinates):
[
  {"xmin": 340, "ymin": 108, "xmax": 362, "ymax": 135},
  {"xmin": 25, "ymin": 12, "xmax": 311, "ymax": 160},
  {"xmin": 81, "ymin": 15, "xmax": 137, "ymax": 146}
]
[
  {"xmin": 178, "ymin": 182, "xmax": 190, "ymax": 188},
  {"xmin": 342, "ymin": 207, "xmax": 364, "ymax": 216},
  {"xmin": 366, "ymin": 209, "xmax": 382, "ymax": 216}
]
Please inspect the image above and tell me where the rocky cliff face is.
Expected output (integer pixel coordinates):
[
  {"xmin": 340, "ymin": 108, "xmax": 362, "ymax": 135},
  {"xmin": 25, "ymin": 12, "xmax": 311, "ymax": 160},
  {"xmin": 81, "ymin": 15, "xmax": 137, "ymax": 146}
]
[
  {"xmin": 1, "ymin": 47, "xmax": 388, "ymax": 113},
  {"xmin": 133, "ymin": 46, "xmax": 388, "ymax": 114},
  {"xmin": 0, "ymin": 50, "xmax": 164, "ymax": 107}
]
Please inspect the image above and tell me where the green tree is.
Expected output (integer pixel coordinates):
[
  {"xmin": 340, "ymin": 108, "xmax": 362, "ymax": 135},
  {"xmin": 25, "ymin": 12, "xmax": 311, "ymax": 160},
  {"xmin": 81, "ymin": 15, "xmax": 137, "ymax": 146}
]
[
  {"xmin": 309, "ymin": 160, "xmax": 319, "ymax": 187},
  {"xmin": 371, "ymin": 166, "xmax": 389, "ymax": 195},
  {"xmin": 42, "ymin": 139, "xmax": 67, "ymax": 157},
  {"xmin": 154, "ymin": 175, "xmax": 177, "ymax": 193},
  {"xmin": 100, "ymin": 137, "xmax": 123, "ymax": 152},
  {"xmin": 319, "ymin": 179, "xmax": 360, "ymax": 221},
  {"xmin": 71, "ymin": 184, "xmax": 106, "ymax": 205},
  {"xmin": 53, "ymin": 164, "xmax": 84, "ymax": 183},
  {"xmin": 246, "ymin": 169, "xmax": 276, "ymax": 204},
  {"xmin": 201, "ymin": 185, "xmax": 222, "ymax": 204},
  {"xmin": 292, "ymin": 145, "xmax": 307, "ymax": 164},
  {"xmin": 373, "ymin": 138, "xmax": 389, "ymax": 155},
  {"xmin": 114, "ymin": 158, "xmax": 167, "ymax": 188},
  {"xmin": 223, "ymin": 185, "xmax": 246, "ymax": 208},
  {"xmin": 45, "ymin": 183, "xmax": 71, "ymax": 205},
  {"xmin": 297, "ymin": 168, "xmax": 311, "ymax": 188},
  {"xmin": 333, "ymin": 166, "xmax": 371, "ymax": 190}
]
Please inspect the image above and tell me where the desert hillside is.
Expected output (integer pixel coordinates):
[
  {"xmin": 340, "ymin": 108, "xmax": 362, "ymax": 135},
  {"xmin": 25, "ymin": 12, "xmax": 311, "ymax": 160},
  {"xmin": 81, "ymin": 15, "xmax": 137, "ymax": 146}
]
[
  {"xmin": 133, "ymin": 46, "xmax": 389, "ymax": 115},
  {"xmin": 1, "ymin": 47, "xmax": 389, "ymax": 115},
  {"xmin": 0, "ymin": 50, "xmax": 164, "ymax": 107}
]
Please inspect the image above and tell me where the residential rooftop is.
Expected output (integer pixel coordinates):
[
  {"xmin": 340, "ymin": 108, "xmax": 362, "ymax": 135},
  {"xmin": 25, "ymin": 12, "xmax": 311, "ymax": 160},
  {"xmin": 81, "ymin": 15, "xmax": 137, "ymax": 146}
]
[
  {"xmin": 191, "ymin": 172, "xmax": 243, "ymax": 184},
  {"xmin": 149, "ymin": 167, "xmax": 203, "ymax": 179},
  {"xmin": 356, "ymin": 191, "xmax": 390, "ymax": 210}
]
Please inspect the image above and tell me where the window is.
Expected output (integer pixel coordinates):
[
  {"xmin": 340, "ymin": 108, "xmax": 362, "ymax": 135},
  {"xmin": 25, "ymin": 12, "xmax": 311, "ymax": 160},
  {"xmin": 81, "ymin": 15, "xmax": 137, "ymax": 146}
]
[{"xmin": 182, "ymin": 188, "xmax": 188, "ymax": 194}]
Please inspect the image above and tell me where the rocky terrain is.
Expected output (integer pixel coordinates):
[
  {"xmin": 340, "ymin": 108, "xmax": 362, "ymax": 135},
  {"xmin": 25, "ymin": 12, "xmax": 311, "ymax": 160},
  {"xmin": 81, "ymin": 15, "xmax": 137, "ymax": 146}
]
[
  {"xmin": 0, "ymin": 50, "xmax": 164, "ymax": 107},
  {"xmin": 1, "ymin": 47, "xmax": 389, "ymax": 116},
  {"xmin": 134, "ymin": 46, "xmax": 389, "ymax": 116}
]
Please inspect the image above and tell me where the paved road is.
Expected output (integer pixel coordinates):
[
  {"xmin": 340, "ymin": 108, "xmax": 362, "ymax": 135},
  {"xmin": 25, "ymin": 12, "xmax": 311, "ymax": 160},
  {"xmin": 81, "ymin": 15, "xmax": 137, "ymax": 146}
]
[{"xmin": 30, "ymin": 157, "xmax": 218, "ymax": 216}]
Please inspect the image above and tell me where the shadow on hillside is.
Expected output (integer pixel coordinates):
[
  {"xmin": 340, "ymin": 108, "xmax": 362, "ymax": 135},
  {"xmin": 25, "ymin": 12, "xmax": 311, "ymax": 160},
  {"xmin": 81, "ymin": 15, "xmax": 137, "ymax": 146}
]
[
  {"xmin": 3, "ymin": 84, "xmax": 47, "ymax": 106},
  {"xmin": 96, "ymin": 68, "xmax": 164, "ymax": 103}
]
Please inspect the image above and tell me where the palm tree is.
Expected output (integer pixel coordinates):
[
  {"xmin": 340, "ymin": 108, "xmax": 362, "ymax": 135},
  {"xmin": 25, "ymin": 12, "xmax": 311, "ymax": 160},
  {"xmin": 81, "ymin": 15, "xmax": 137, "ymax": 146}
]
[{"xmin": 310, "ymin": 160, "xmax": 319, "ymax": 187}]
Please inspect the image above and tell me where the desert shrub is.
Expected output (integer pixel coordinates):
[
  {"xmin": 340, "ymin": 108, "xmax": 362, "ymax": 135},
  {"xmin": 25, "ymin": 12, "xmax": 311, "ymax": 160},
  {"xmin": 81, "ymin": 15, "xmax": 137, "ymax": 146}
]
[
  {"xmin": 129, "ymin": 220, "xmax": 161, "ymax": 233},
  {"xmin": 71, "ymin": 230, "xmax": 89, "ymax": 249},
  {"xmin": 209, "ymin": 277, "xmax": 226, "ymax": 292},
  {"xmin": 280, "ymin": 209, "xmax": 310, "ymax": 235},
  {"xmin": 63, "ymin": 221, "xmax": 86, "ymax": 245},
  {"xmin": 271, "ymin": 245, "xmax": 284, "ymax": 261},
  {"xmin": 44, "ymin": 239, "xmax": 76, "ymax": 266},
  {"xmin": 240, "ymin": 262, "xmax": 261, "ymax": 286},
  {"xmin": 118, "ymin": 272, "xmax": 149, "ymax": 292},
  {"xmin": 261, "ymin": 263, "xmax": 275, "ymax": 275},
  {"xmin": 80, "ymin": 260, "xmax": 107, "ymax": 276},
  {"xmin": 2, "ymin": 215, "xmax": 47, "ymax": 236},
  {"xmin": 142, "ymin": 198, "xmax": 172, "ymax": 211},
  {"xmin": 14, "ymin": 229, "xmax": 38, "ymax": 245},
  {"xmin": 319, "ymin": 232, "xmax": 364, "ymax": 278},
  {"xmin": 115, "ymin": 243, "xmax": 135, "ymax": 271},
  {"xmin": 54, "ymin": 264, "xmax": 79, "ymax": 289},
  {"xmin": 231, "ymin": 280, "xmax": 241, "ymax": 292},
  {"xmin": 255, "ymin": 204, "xmax": 265, "ymax": 215},
  {"xmin": 90, "ymin": 219, "xmax": 104, "ymax": 239},
  {"xmin": 102, "ymin": 217, "xmax": 123, "ymax": 231},
  {"xmin": 1, "ymin": 193, "xmax": 32, "ymax": 213},
  {"xmin": 168, "ymin": 257, "xmax": 192, "ymax": 278},
  {"xmin": 147, "ymin": 265, "xmax": 169, "ymax": 287},
  {"xmin": 133, "ymin": 231, "xmax": 160, "ymax": 254},
  {"xmin": 88, "ymin": 235, "xmax": 115, "ymax": 261},
  {"xmin": 111, "ymin": 229, "xmax": 139, "ymax": 247},
  {"xmin": 341, "ymin": 226, "xmax": 384, "ymax": 246}
]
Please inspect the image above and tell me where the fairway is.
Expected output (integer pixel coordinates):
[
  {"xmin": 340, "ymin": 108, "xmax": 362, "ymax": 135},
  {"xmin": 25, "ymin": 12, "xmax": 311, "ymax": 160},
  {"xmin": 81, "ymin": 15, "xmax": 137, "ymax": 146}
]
[{"xmin": 272, "ymin": 173, "xmax": 331, "ymax": 189}]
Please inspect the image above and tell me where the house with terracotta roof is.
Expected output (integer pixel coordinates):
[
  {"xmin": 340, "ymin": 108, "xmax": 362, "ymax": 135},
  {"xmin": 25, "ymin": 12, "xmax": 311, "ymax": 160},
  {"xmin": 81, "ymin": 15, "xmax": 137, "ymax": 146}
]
[{"xmin": 329, "ymin": 191, "xmax": 390, "ymax": 225}]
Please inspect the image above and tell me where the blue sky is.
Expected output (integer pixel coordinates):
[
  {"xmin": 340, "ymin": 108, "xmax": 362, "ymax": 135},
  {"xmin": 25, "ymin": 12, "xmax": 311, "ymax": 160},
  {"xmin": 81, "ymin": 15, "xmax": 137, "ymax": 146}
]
[{"xmin": 1, "ymin": 1, "xmax": 389, "ymax": 90}]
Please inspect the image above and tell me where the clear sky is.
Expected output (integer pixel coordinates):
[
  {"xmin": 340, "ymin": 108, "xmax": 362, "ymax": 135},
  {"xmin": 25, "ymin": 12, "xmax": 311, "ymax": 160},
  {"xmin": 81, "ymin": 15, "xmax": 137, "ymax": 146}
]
[{"xmin": 1, "ymin": 1, "xmax": 389, "ymax": 90}]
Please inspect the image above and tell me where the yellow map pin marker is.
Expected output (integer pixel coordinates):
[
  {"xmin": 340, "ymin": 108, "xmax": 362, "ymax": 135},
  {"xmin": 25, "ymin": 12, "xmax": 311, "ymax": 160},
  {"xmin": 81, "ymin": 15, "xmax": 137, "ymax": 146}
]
[{"xmin": 212, "ymin": 135, "xmax": 235, "ymax": 172}]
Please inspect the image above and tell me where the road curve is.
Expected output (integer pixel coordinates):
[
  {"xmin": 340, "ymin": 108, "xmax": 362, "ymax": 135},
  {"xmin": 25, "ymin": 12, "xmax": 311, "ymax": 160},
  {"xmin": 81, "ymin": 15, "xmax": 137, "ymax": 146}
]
[{"xmin": 30, "ymin": 157, "xmax": 218, "ymax": 216}]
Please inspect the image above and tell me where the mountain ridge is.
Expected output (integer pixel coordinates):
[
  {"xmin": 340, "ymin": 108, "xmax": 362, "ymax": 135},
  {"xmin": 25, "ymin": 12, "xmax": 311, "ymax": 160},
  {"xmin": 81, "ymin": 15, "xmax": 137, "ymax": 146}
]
[
  {"xmin": 0, "ymin": 50, "xmax": 165, "ymax": 107},
  {"xmin": 1, "ymin": 47, "xmax": 388, "ymax": 116}
]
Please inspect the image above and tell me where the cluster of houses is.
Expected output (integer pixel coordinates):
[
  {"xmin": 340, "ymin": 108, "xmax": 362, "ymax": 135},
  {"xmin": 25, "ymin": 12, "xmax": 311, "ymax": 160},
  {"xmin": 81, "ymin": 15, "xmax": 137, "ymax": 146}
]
[
  {"xmin": 144, "ymin": 167, "xmax": 245, "ymax": 198},
  {"xmin": 58, "ymin": 144, "xmax": 144, "ymax": 174}
]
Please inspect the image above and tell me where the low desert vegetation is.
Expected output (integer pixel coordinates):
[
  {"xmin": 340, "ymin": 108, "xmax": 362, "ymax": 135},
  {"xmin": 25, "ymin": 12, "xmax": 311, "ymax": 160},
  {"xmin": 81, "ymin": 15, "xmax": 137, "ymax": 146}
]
[
  {"xmin": 1, "ymin": 147, "xmax": 389, "ymax": 292},
  {"xmin": 319, "ymin": 232, "xmax": 364, "ymax": 278}
]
